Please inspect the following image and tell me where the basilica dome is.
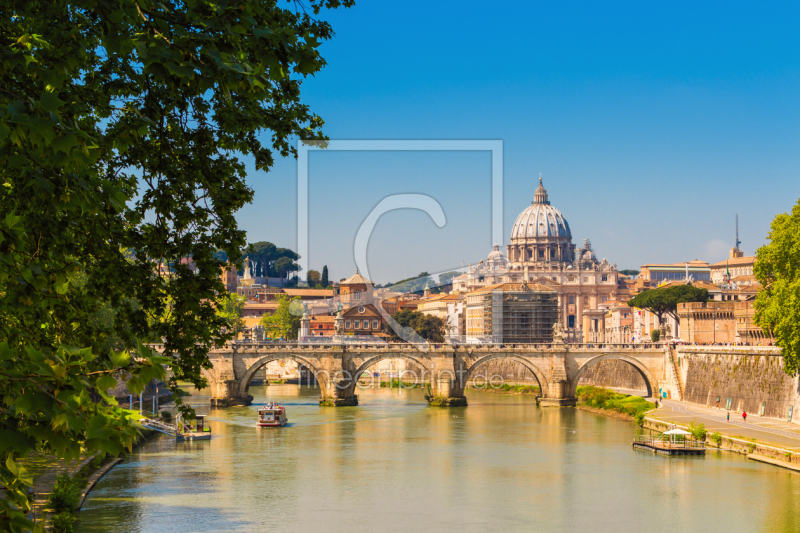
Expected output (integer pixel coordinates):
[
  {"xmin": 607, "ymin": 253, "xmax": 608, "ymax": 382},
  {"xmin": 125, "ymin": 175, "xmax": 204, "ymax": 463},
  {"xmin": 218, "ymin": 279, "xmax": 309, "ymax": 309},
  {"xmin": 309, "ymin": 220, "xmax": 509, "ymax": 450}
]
[
  {"xmin": 509, "ymin": 177, "xmax": 571, "ymax": 240},
  {"xmin": 506, "ymin": 176, "xmax": 575, "ymax": 264}
]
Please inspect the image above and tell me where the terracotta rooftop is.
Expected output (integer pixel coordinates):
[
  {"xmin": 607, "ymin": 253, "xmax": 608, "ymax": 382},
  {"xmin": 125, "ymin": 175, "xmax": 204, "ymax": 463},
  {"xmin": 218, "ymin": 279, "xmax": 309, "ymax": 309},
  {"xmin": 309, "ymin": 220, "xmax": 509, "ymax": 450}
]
[
  {"xmin": 340, "ymin": 271, "xmax": 374, "ymax": 285},
  {"xmin": 283, "ymin": 288, "xmax": 334, "ymax": 296},
  {"xmin": 243, "ymin": 302, "xmax": 280, "ymax": 309},
  {"xmin": 709, "ymin": 256, "xmax": 756, "ymax": 268}
]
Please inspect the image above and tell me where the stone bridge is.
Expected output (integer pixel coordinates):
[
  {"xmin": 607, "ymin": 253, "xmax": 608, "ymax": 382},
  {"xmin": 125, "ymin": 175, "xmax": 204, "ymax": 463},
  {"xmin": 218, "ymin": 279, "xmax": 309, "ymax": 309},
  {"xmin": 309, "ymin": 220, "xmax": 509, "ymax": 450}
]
[{"xmin": 168, "ymin": 343, "xmax": 669, "ymax": 408}]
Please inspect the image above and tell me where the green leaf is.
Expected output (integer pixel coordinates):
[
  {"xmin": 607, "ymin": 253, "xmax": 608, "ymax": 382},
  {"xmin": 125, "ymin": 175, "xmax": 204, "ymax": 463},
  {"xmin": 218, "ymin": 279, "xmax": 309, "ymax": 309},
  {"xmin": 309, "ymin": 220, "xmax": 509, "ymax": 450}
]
[
  {"xmin": 38, "ymin": 92, "xmax": 65, "ymax": 113},
  {"xmin": 96, "ymin": 374, "xmax": 117, "ymax": 393},
  {"xmin": 0, "ymin": 342, "xmax": 13, "ymax": 360},
  {"xmin": 109, "ymin": 350, "xmax": 131, "ymax": 368},
  {"xmin": 51, "ymin": 134, "xmax": 78, "ymax": 154}
]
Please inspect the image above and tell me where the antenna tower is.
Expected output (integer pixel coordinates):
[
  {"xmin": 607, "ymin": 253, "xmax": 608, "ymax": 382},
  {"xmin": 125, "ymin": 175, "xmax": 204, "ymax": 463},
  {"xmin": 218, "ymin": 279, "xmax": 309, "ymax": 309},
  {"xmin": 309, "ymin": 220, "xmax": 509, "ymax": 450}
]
[{"xmin": 735, "ymin": 214, "xmax": 741, "ymax": 250}]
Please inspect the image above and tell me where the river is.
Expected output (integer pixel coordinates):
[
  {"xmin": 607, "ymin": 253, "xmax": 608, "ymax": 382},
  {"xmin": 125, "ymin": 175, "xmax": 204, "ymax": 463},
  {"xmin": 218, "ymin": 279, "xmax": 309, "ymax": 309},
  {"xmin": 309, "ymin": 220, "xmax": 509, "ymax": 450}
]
[{"xmin": 78, "ymin": 384, "xmax": 800, "ymax": 532}]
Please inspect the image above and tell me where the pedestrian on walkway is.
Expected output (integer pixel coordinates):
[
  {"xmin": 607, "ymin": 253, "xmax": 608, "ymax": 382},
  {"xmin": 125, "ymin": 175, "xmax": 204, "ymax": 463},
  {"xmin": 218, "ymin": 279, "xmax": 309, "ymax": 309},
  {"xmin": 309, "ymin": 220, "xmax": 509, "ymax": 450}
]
[
  {"xmin": 743, "ymin": 411, "xmax": 747, "ymax": 423},
  {"xmin": 727, "ymin": 412, "xmax": 730, "ymax": 422}
]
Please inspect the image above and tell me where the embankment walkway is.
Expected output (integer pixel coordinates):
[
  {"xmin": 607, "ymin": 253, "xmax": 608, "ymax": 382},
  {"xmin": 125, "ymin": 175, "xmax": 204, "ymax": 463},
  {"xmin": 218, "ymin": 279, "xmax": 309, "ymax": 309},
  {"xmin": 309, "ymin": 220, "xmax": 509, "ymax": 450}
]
[{"xmin": 650, "ymin": 399, "xmax": 800, "ymax": 451}]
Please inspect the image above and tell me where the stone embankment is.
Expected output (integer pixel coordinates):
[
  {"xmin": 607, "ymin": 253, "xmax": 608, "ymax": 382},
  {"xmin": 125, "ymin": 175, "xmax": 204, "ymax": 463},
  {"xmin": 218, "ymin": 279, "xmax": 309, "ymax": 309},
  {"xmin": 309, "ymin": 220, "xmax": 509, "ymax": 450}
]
[{"xmin": 642, "ymin": 416, "xmax": 800, "ymax": 469}]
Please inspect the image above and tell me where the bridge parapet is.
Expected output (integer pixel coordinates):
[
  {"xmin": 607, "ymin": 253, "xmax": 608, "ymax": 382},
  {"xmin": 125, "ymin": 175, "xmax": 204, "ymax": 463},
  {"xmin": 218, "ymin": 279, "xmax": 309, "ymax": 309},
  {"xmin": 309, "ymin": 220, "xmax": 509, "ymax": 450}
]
[{"xmin": 676, "ymin": 345, "xmax": 781, "ymax": 356}]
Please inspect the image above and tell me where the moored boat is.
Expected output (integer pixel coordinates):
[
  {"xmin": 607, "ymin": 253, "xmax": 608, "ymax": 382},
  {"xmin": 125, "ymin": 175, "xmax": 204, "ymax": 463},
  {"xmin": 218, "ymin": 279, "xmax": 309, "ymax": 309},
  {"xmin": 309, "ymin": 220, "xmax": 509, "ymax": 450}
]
[{"xmin": 257, "ymin": 405, "xmax": 287, "ymax": 427}]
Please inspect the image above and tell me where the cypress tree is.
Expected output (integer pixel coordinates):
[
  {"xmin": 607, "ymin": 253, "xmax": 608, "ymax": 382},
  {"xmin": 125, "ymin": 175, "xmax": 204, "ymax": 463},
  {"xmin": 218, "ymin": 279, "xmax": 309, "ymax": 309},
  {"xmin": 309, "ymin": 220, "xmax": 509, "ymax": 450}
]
[{"xmin": 322, "ymin": 265, "xmax": 329, "ymax": 287}]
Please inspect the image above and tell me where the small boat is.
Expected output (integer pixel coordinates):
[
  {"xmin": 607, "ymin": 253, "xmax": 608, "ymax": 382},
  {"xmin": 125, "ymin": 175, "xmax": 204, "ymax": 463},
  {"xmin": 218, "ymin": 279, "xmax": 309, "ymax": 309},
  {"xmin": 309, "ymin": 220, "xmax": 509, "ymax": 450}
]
[{"xmin": 257, "ymin": 405, "xmax": 287, "ymax": 428}]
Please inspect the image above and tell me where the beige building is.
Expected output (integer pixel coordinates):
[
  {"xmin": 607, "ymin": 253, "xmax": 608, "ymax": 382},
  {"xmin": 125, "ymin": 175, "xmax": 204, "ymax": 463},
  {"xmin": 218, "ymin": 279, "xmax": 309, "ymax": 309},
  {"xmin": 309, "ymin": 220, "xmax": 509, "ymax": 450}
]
[
  {"xmin": 710, "ymin": 247, "xmax": 757, "ymax": 286},
  {"xmin": 677, "ymin": 301, "xmax": 736, "ymax": 344},
  {"xmin": 734, "ymin": 301, "xmax": 774, "ymax": 345},
  {"xmin": 418, "ymin": 293, "xmax": 461, "ymax": 320},
  {"xmin": 452, "ymin": 177, "xmax": 622, "ymax": 339},
  {"xmin": 639, "ymin": 260, "xmax": 711, "ymax": 284},
  {"xmin": 465, "ymin": 282, "xmax": 558, "ymax": 344}
]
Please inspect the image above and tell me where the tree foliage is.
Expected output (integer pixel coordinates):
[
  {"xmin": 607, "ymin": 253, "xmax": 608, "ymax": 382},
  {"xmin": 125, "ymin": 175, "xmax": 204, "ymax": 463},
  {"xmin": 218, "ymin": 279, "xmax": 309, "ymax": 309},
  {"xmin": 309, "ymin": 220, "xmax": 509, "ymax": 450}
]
[
  {"xmin": 437, "ymin": 271, "xmax": 462, "ymax": 285},
  {"xmin": 388, "ymin": 272, "xmax": 435, "ymax": 294},
  {"xmin": 389, "ymin": 310, "xmax": 445, "ymax": 343},
  {"xmin": 754, "ymin": 199, "xmax": 800, "ymax": 375},
  {"xmin": 0, "ymin": 0, "xmax": 351, "ymax": 528},
  {"xmin": 274, "ymin": 256, "xmax": 300, "ymax": 285},
  {"xmin": 307, "ymin": 269, "xmax": 321, "ymax": 285},
  {"xmin": 216, "ymin": 292, "xmax": 247, "ymax": 336},
  {"xmin": 627, "ymin": 285, "xmax": 709, "ymax": 324},
  {"xmin": 260, "ymin": 294, "xmax": 302, "ymax": 340},
  {"xmin": 321, "ymin": 265, "xmax": 329, "ymax": 288}
]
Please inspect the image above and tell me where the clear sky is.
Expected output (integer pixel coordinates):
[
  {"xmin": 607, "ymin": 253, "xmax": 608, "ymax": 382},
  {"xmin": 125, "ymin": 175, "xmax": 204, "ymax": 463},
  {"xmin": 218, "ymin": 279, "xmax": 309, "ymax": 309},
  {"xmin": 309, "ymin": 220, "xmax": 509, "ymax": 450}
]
[{"xmin": 236, "ymin": 0, "xmax": 800, "ymax": 284}]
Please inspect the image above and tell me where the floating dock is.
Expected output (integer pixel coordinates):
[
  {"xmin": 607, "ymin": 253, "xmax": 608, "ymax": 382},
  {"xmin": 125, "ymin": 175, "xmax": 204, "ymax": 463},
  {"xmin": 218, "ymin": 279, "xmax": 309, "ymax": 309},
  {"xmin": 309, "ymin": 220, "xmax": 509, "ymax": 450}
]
[{"xmin": 633, "ymin": 435, "xmax": 706, "ymax": 456}]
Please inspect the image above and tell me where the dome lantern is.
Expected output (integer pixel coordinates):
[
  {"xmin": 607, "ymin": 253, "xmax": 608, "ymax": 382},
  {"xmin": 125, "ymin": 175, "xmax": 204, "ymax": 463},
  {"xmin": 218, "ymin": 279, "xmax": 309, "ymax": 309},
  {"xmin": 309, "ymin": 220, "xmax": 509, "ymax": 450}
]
[{"xmin": 533, "ymin": 174, "xmax": 550, "ymax": 205}]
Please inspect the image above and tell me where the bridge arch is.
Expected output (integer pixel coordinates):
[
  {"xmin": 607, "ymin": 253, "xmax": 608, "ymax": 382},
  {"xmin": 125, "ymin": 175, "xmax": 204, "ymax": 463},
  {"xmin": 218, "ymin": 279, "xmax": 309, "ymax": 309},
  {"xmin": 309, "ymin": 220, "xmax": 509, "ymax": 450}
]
[
  {"xmin": 200, "ymin": 368, "xmax": 215, "ymax": 388},
  {"xmin": 352, "ymin": 353, "xmax": 430, "ymax": 385},
  {"xmin": 569, "ymin": 353, "xmax": 655, "ymax": 398},
  {"xmin": 238, "ymin": 354, "xmax": 324, "ymax": 397},
  {"xmin": 463, "ymin": 354, "xmax": 550, "ymax": 398}
]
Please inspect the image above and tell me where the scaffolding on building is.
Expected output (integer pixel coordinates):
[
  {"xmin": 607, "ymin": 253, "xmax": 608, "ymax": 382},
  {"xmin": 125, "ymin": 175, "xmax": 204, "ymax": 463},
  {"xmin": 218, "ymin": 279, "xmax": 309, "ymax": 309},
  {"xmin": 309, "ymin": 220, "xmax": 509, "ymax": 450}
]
[{"xmin": 472, "ymin": 283, "xmax": 559, "ymax": 344}]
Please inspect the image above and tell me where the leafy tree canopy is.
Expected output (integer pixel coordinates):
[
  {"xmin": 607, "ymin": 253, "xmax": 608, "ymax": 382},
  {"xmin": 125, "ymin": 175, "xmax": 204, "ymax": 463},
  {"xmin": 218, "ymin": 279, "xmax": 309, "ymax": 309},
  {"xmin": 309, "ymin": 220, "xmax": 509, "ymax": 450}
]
[
  {"xmin": 389, "ymin": 310, "xmax": 445, "ymax": 343},
  {"xmin": 627, "ymin": 285, "xmax": 709, "ymax": 323},
  {"xmin": 754, "ymin": 199, "xmax": 800, "ymax": 374},
  {"xmin": 0, "ymin": 0, "xmax": 351, "ymax": 528},
  {"xmin": 321, "ymin": 265, "xmax": 329, "ymax": 288},
  {"xmin": 260, "ymin": 295, "xmax": 302, "ymax": 340},
  {"xmin": 437, "ymin": 271, "xmax": 462, "ymax": 285},
  {"xmin": 388, "ymin": 272, "xmax": 435, "ymax": 294},
  {"xmin": 216, "ymin": 292, "xmax": 247, "ymax": 336},
  {"xmin": 619, "ymin": 269, "xmax": 640, "ymax": 276},
  {"xmin": 307, "ymin": 269, "xmax": 321, "ymax": 285}
]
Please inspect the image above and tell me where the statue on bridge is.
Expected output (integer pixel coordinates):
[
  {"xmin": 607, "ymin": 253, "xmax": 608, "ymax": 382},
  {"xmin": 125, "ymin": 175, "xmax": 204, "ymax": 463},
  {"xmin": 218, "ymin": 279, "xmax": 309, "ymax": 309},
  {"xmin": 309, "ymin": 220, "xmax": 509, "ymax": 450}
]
[{"xmin": 552, "ymin": 319, "xmax": 564, "ymax": 344}]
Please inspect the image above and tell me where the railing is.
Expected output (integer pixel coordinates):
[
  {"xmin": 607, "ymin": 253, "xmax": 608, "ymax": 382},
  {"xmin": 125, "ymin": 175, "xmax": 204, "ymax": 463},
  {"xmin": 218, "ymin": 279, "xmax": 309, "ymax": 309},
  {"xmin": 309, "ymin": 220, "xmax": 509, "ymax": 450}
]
[
  {"xmin": 634, "ymin": 435, "xmax": 705, "ymax": 450},
  {"xmin": 148, "ymin": 341, "xmax": 669, "ymax": 352},
  {"xmin": 141, "ymin": 418, "xmax": 177, "ymax": 436}
]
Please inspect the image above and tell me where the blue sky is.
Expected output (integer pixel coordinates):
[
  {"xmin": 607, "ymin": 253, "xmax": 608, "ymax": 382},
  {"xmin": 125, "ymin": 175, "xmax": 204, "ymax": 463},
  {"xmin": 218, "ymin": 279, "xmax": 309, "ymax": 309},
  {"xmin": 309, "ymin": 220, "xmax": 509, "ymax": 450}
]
[{"xmin": 236, "ymin": 0, "xmax": 800, "ymax": 284}]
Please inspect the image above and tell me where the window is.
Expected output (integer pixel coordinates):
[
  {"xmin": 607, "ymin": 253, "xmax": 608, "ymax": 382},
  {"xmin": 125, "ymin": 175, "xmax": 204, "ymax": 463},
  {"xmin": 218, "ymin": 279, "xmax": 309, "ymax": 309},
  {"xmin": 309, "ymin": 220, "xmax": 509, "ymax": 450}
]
[
  {"xmin": 354, "ymin": 320, "xmax": 360, "ymax": 329},
  {"xmin": 345, "ymin": 321, "xmax": 351, "ymax": 329},
  {"xmin": 583, "ymin": 296, "xmax": 589, "ymax": 305},
  {"xmin": 358, "ymin": 306, "xmax": 365, "ymax": 313},
  {"xmin": 567, "ymin": 276, "xmax": 575, "ymax": 282},
  {"xmin": 373, "ymin": 320, "xmax": 379, "ymax": 329},
  {"xmin": 569, "ymin": 296, "xmax": 575, "ymax": 304},
  {"xmin": 602, "ymin": 296, "xmax": 607, "ymax": 302},
  {"xmin": 602, "ymin": 275, "xmax": 608, "ymax": 282},
  {"xmin": 354, "ymin": 290, "xmax": 361, "ymax": 300}
]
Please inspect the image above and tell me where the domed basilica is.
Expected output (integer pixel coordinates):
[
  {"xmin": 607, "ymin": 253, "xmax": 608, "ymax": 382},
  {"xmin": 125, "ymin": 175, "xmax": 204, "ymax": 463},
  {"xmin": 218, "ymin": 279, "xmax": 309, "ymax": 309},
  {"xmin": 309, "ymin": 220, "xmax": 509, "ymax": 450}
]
[{"xmin": 452, "ymin": 176, "xmax": 621, "ymax": 336}]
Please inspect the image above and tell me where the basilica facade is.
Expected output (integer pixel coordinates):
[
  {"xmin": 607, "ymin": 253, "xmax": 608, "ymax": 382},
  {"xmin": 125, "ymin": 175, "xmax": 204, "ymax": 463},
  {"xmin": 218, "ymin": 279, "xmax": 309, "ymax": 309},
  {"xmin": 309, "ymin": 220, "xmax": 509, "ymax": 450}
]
[{"xmin": 452, "ymin": 177, "xmax": 622, "ymax": 338}]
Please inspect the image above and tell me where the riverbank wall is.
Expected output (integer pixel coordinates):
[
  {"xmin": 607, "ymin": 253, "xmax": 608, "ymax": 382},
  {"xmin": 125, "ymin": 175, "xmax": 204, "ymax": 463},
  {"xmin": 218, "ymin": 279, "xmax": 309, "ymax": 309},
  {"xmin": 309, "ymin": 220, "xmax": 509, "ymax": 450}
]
[
  {"xmin": 642, "ymin": 416, "xmax": 799, "ymax": 465},
  {"xmin": 672, "ymin": 347, "xmax": 800, "ymax": 425}
]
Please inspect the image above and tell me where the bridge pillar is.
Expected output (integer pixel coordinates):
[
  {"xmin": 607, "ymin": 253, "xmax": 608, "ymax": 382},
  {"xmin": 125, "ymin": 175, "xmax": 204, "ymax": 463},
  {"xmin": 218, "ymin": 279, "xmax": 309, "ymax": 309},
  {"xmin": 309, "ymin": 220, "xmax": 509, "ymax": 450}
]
[
  {"xmin": 318, "ymin": 349, "xmax": 358, "ymax": 407},
  {"xmin": 538, "ymin": 379, "xmax": 576, "ymax": 407},
  {"xmin": 206, "ymin": 358, "xmax": 253, "ymax": 407},
  {"xmin": 427, "ymin": 353, "xmax": 468, "ymax": 407},
  {"xmin": 539, "ymin": 351, "xmax": 576, "ymax": 407}
]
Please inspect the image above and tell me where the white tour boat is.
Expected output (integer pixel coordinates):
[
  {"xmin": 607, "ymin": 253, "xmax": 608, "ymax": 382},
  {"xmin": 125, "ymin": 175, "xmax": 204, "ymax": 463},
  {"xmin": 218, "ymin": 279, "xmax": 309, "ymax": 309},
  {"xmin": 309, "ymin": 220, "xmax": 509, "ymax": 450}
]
[{"xmin": 257, "ymin": 405, "xmax": 287, "ymax": 428}]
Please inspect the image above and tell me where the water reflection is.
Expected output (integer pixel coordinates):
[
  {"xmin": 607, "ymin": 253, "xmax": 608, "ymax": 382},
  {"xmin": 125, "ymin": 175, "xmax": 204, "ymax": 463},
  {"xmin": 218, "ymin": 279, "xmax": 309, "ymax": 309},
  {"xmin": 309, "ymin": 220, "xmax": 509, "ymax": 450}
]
[{"xmin": 78, "ymin": 385, "xmax": 800, "ymax": 532}]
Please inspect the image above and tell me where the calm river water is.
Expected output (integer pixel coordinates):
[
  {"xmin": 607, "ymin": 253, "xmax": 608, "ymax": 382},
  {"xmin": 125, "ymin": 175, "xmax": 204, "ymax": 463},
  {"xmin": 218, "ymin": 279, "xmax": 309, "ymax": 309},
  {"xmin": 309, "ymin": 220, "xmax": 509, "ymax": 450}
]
[{"xmin": 78, "ymin": 384, "xmax": 800, "ymax": 532}]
